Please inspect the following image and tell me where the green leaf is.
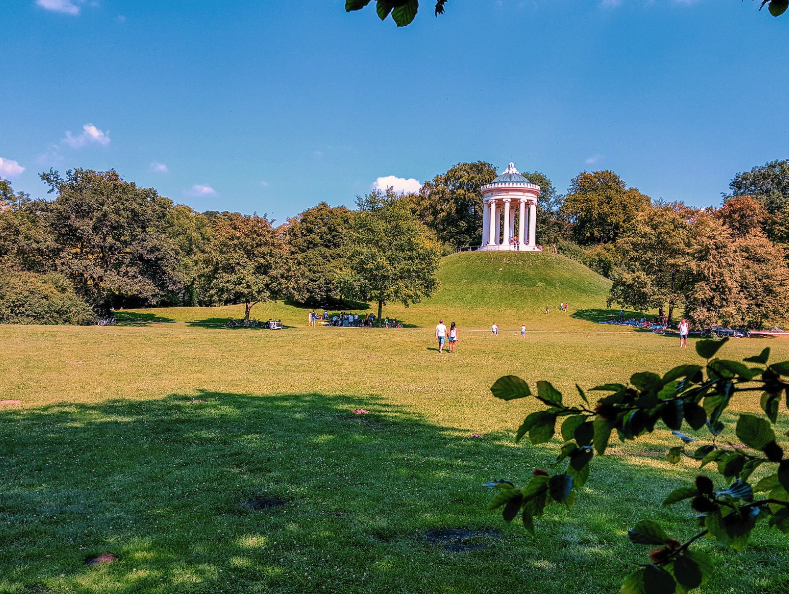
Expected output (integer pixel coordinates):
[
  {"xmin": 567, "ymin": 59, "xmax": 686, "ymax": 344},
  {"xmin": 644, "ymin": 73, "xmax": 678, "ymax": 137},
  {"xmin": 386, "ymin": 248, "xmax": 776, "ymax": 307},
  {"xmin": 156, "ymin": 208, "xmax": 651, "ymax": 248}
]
[
  {"xmin": 628, "ymin": 520, "xmax": 669, "ymax": 545},
  {"xmin": 700, "ymin": 449, "xmax": 726, "ymax": 468},
  {"xmin": 521, "ymin": 507, "xmax": 535, "ymax": 535},
  {"xmin": 576, "ymin": 383, "xmax": 589, "ymax": 404},
  {"xmin": 376, "ymin": 0, "xmax": 393, "ymax": 20},
  {"xmin": 502, "ymin": 492, "xmax": 524, "ymax": 522},
  {"xmin": 569, "ymin": 446, "xmax": 594, "ymax": 472},
  {"xmin": 661, "ymin": 400, "xmax": 684, "ymax": 431},
  {"xmin": 555, "ymin": 441, "xmax": 578, "ymax": 465},
  {"xmin": 345, "ymin": 0, "xmax": 373, "ymax": 11},
  {"xmin": 705, "ymin": 508, "xmax": 755, "ymax": 551},
  {"xmin": 644, "ymin": 565, "xmax": 677, "ymax": 594},
  {"xmin": 663, "ymin": 364, "xmax": 702, "ymax": 384},
  {"xmin": 631, "ymin": 371, "xmax": 663, "ymax": 392},
  {"xmin": 593, "ymin": 417, "xmax": 613, "ymax": 455},
  {"xmin": 488, "ymin": 484, "xmax": 519, "ymax": 510},
  {"xmin": 529, "ymin": 413, "xmax": 557, "ymax": 445},
  {"xmin": 696, "ymin": 337, "xmax": 728, "ymax": 359},
  {"xmin": 663, "ymin": 486, "xmax": 698, "ymax": 506},
  {"xmin": 491, "ymin": 375, "xmax": 532, "ymax": 401},
  {"xmin": 515, "ymin": 410, "xmax": 549, "ymax": 442},
  {"xmin": 754, "ymin": 473, "xmax": 780, "ymax": 492},
  {"xmin": 391, "ymin": 0, "xmax": 418, "ymax": 26},
  {"xmin": 591, "ymin": 383, "xmax": 627, "ymax": 392},
  {"xmin": 709, "ymin": 359, "xmax": 755, "ymax": 381},
  {"xmin": 769, "ymin": 507, "xmax": 789, "ymax": 533},
  {"xmin": 567, "ymin": 457, "xmax": 591, "ymax": 490},
  {"xmin": 736, "ymin": 414, "xmax": 776, "ymax": 451},
  {"xmin": 693, "ymin": 444, "xmax": 715, "ymax": 460},
  {"xmin": 548, "ymin": 474, "xmax": 573, "ymax": 503},
  {"xmin": 744, "ymin": 347, "xmax": 770, "ymax": 364},
  {"xmin": 621, "ymin": 568, "xmax": 647, "ymax": 594},
  {"xmin": 536, "ymin": 380, "xmax": 563, "ymax": 407},
  {"xmin": 769, "ymin": 360, "xmax": 789, "ymax": 376},
  {"xmin": 780, "ymin": 460, "xmax": 789, "ymax": 492},
  {"xmin": 682, "ymin": 550, "xmax": 714, "ymax": 587},
  {"xmin": 760, "ymin": 392, "xmax": 780, "ymax": 424},
  {"xmin": 723, "ymin": 454, "xmax": 745, "ymax": 479},
  {"xmin": 561, "ymin": 415, "xmax": 586, "ymax": 442},
  {"xmin": 673, "ymin": 555, "xmax": 702, "ymax": 590},
  {"xmin": 716, "ymin": 478, "xmax": 753, "ymax": 502},
  {"xmin": 574, "ymin": 421, "xmax": 595, "ymax": 447},
  {"xmin": 666, "ymin": 446, "xmax": 683, "ymax": 465},
  {"xmin": 769, "ymin": 0, "xmax": 789, "ymax": 17},
  {"xmin": 683, "ymin": 402, "xmax": 707, "ymax": 431}
]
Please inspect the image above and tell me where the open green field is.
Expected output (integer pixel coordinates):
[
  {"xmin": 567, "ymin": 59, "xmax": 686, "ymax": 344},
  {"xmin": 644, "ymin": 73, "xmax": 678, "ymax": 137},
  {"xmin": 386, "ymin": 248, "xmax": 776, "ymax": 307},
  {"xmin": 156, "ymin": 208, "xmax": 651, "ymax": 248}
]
[{"xmin": 2, "ymin": 253, "xmax": 788, "ymax": 593}]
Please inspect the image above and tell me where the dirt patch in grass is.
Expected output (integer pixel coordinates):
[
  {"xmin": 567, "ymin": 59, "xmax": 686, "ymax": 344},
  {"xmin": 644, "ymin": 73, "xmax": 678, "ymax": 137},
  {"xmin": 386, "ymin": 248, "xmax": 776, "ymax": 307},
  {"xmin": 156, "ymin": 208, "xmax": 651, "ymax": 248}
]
[
  {"xmin": 423, "ymin": 528, "xmax": 502, "ymax": 552},
  {"xmin": 84, "ymin": 552, "xmax": 118, "ymax": 566}
]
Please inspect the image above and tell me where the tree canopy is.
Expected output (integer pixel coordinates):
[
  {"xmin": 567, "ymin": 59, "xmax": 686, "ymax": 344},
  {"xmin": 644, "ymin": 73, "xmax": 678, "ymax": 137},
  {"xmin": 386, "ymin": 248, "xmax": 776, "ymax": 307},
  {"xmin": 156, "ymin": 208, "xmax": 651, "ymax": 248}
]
[{"xmin": 728, "ymin": 159, "xmax": 789, "ymax": 215}]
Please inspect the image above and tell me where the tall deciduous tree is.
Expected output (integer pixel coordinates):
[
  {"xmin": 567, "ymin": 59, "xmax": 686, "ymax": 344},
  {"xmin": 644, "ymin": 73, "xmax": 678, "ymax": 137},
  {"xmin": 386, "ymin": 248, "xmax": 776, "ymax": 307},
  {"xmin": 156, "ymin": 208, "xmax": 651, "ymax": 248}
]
[
  {"xmin": 165, "ymin": 205, "xmax": 214, "ymax": 306},
  {"xmin": 716, "ymin": 195, "xmax": 767, "ymax": 238},
  {"xmin": 562, "ymin": 170, "xmax": 652, "ymax": 245},
  {"xmin": 40, "ymin": 169, "xmax": 183, "ymax": 312},
  {"xmin": 728, "ymin": 159, "xmax": 789, "ymax": 214},
  {"xmin": 286, "ymin": 202, "xmax": 354, "ymax": 305},
  {"xmin": 343, "ymin": 190, "xmax": 441, "ymax": 322},
  {"xmin": 197, "ymin": 212, "xmax": 292, "ymax": 321},
  {"xmin": 418, "ymin": 161, "xmax": 497, "ymax": 250}
]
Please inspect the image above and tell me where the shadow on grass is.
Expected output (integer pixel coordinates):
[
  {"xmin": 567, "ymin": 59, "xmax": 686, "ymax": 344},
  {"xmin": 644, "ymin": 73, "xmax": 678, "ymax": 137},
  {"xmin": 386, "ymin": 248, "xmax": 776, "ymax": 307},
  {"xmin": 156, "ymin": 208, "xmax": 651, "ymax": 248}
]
[
  {"xmin": 1, "ymin": 394, "xmax": 786, "ymax": 594},
  {"xmin": 114, "ymin": 311, "xmax": 176, "ymax": 324},
  {"xmin": 284, "ymin": 299, "xmax": 372, "ymax": 312},
  {"xmin": 571, "ymin": 308, "xmax": 650, "ymax": 324}
]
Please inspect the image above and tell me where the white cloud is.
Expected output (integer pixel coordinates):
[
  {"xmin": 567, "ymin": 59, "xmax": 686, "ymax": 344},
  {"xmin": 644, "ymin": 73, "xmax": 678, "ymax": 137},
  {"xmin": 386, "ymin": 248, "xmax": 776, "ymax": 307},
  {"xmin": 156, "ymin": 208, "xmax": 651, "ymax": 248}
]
[
  {"xmin": 260, "ymin": 180, "xmax": 269, "ymax": 187},
  {"xmin": 150, "ymin": 162, "xmax": 168, "ymax": 173},
  {"xmin": 0, "ymin": 158, "xmax": 25, "ymax": 178},
  {"xmin": 63, "ymin": 124, "xmax": 110, "ymax": 148},
  {"xmin": 373, "ymin": 176, "xmax": 422, "ymax": 194},
  {"xmin": 585, "ymin": 154, "xmax": 603, "ymax": 165},
  {"xmin": 185, "ymin": 184, "xmax": 217, "ymax": 197},
  {"xmin": 36, "ymin": 0, "xmax": 82, "ymax": 15}
]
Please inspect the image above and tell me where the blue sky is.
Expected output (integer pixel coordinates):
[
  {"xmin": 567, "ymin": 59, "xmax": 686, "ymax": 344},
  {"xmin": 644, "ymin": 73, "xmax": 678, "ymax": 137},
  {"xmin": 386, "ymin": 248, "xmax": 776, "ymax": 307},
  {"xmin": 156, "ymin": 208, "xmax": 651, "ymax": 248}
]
[{"xmin": 1, "ymin": 0, "xmax": 787, "ymax": 223}]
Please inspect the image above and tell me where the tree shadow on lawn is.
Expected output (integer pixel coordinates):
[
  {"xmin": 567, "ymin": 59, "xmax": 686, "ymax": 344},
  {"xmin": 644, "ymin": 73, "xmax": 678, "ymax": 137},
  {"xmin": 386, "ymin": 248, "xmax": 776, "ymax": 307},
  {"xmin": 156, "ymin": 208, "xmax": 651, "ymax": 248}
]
[
  {"xmin": 114, "ymin": 311, "xmax": 176, "ymax": 324},
  {"xmin": 1, "ymin": 395, "xmax": 785, "ymax": 594},
  {"xmin": 571, "ymin": 308, "xmax": 649, "ymax": 324}
]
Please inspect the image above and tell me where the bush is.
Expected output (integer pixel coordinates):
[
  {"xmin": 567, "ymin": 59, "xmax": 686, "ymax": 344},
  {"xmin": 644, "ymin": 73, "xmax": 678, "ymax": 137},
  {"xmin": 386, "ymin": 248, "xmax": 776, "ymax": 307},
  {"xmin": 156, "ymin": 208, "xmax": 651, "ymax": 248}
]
[{"xmin": 0, "ymin": 270, "xmax": 96, "ymax": 325}]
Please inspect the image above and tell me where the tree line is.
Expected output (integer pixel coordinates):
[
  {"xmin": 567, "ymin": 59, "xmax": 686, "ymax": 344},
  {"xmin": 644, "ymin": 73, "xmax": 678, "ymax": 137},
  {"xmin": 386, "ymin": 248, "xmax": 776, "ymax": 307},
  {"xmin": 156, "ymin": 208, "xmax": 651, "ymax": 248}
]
[{"xmin": 2, "ymin": 159, "xmax": 789, "ymax": 327}]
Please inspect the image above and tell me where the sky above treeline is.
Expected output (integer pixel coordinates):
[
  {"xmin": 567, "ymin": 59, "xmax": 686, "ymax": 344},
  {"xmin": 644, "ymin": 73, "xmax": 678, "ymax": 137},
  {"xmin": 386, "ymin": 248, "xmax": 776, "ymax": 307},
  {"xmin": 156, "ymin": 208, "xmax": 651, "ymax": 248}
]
[{"xmin": 1, "ymin": 1, "xmax": 787, "ymax": 223}]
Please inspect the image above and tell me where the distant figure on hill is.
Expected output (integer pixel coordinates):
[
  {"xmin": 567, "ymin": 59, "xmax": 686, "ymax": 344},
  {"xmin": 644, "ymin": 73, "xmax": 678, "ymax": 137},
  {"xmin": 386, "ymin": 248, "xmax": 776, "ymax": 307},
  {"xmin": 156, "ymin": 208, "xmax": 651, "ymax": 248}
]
[
  {"xmin": 521, "ymin": 324, "xmax": 526, "ymax": 338},
  {"xmin": 448, "ymin": 322, "xmax": 458, "ymax": 353},
  {"xmin": 491, "ymin": 322, "xmax": 499, "ymax": 336},
  {"xmin": 679, "ymin": 318, "xmax": 689, "ymax": 349},
  {"xmin": 545, "ymin": 306, "xmax": 550, "ymax": 314},
  {"xmin": 436, "ymin": 319, "xmax": 447, "ymax": 354}
]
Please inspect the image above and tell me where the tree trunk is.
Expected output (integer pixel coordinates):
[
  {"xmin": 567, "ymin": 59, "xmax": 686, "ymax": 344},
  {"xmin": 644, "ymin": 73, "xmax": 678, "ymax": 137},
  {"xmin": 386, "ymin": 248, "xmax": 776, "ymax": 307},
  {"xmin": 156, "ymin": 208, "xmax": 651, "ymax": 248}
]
[
  {"xmin": 377, "ymin": 300, "xmax": 383, "ymax": 327},
  {"xmin": 245, "ymin": 301, "xmax": 252, "ymax": 322},
  {"xmin": 667, "ymin": 302, "xmax": 674, "ymax": 326}
]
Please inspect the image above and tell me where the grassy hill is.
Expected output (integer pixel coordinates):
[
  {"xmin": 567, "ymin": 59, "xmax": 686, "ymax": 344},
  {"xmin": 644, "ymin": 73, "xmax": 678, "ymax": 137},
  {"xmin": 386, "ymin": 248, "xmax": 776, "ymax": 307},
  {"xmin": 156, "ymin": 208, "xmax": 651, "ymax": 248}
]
[{"xmin": 124, "ymin": 251, "xmax": 616, "ymax": 330}]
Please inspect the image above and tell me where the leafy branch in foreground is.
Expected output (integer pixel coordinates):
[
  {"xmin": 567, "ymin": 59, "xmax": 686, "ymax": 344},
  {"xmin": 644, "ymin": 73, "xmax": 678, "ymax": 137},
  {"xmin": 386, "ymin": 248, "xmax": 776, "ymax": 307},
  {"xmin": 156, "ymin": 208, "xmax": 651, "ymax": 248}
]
[{"xmin": 487, "ymin": 338, "xmax": 789, "ymax": 594}]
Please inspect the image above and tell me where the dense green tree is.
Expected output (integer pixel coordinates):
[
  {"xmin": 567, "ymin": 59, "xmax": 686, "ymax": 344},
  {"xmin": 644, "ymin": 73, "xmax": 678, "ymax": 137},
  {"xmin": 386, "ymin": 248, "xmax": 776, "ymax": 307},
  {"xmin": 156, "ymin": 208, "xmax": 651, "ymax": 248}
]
[
  {"xmin": 286, "ymin": 202, "xmax": 354, "ymax": 305},
  {"xmin": 165, "ymin": 205, "xmax": 214, "ymax": 306},
  {"xmin": 0, "ymin": 181, "xmax": 57, "ymax": 274},
  {"xmin": 521, "ymin": 171, "xmax": 568, "ymax": 246},
  {"xmin": 608, "ymin": 204, "xmax": 696, "ymax": 322},
  {"xmin": 197, "ymin": 212, "xmax": 292, "ymax": 321},
  {"xmin": 418, "ymin": 161, "xmax": 497, "ymax": 250},
  {"xmin": 343, "ymin": 189, "xmax": 441, "ymax": 322},
  {"xmin": 39, "ymin": 169, "xmax": 183, "ymax": 312},
  {"xmin": 728, "ymin": 159, "xmax": 789, "ymax": 214},
  {"xmin": 346, "ymin": 0, "xmax": 786, "ymax": 27},
  {"xmin": 0, "ymin": 270, "xmax": 95, "ymax": 325},
  {"xmin": 562, "ymin": 170, "xmax": 652, "ymax": 245}
]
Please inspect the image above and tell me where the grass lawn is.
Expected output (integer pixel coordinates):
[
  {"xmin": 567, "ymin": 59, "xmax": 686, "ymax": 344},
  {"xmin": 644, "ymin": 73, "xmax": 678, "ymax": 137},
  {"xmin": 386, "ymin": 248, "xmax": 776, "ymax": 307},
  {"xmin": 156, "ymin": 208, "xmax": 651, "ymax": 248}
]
[{"xmin": 2, "ymin": 322, "xmax": 788, "ymax": 594}]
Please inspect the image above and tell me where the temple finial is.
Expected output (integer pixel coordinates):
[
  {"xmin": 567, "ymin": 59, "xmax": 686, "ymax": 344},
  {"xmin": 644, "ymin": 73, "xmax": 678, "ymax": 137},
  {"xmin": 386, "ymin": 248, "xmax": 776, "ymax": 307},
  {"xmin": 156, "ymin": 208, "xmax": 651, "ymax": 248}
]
[{"xmin": 505, "ymin": 162, "xmax": 518, "ymax": 174}]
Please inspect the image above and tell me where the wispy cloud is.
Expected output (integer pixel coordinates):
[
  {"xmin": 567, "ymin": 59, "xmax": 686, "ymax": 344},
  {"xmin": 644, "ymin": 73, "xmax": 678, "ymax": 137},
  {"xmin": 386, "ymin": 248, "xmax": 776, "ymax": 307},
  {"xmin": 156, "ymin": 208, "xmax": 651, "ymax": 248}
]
[
  {"xmin": 185, "ymin": 184, "xmax": 217, "ymax": 197},
  {"xmin": 372, "ymin": 176, "xmax": 422, "ymax": 194},
  {"xmin": 585, "ymin": 154, "xmax": 603, "ymax": 165},
  {"xmin": 63, "ymin": 124, "xmax": 110, "ymax": 148},
  {"xmin": 150, "ymin": 162, "xmax": 168, "ymax": 173},
  {"xmin": 36, "ymin": 0, "xmax": 83, "ymax": 15},
  {"xmin": 260, "ymin": 180, "xmax": 269, "ymax": 187},
  {"xmin": 0, "ymin": 158, "xmax": 25, "ymax": 178}
]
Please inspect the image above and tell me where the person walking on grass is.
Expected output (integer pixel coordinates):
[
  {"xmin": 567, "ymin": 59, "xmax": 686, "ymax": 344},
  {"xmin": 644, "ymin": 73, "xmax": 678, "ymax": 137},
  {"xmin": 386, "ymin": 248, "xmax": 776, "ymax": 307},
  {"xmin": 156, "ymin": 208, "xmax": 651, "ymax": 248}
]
[
  {"xmin": 448, "ymin": 322, "xmax": 458, "ymax": 353},
  {"xmin": 679, "ymin": 318, "xmax": 689, "ymax": 348},
  {"xmin": 491, "ymin": 322, "xmax": 499, "ymax": 336},
  {"xmin": 436, "ymin": 319, "xmax": 447, "ymax": 353},
  {"xmin": 521, "ymin": 323, "xmax": 526, "ymax": 338}
]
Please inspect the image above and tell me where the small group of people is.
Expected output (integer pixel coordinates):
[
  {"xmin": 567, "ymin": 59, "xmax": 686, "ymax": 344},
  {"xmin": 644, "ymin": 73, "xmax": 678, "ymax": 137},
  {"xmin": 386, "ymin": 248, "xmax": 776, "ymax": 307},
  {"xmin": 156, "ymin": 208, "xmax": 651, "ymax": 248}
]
[
  {"xmin": 309, "ymin": 311, "xmax": 380, "ymax": 327},
  {"xmin": 559, "ymin": 302, "xmax": 569, "ymax": 312},
  {"xmin": 435, "ymin": 319, "xmax": 459, "ymax": 353}
]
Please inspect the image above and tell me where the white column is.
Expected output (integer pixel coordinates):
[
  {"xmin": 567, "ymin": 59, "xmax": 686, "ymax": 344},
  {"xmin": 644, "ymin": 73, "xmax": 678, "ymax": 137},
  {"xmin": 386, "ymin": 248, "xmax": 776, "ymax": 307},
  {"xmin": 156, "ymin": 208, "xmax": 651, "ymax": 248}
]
[
  {"xmin": 509, "ymin": 206, "xmax": 515, "ymax": 247},
  {"xmin": 481, "ymin": 200, "xmax": 489, "ymax": 247},
  {"xmin": 502, "ymin": 199, "xmax": 511, "ymax": 247},
  {"xmin": 489, "ymin": 200, "xmax": 497, "ymax": 246},
  {"xmin": 494, "ymin": 201, "xmax": 501, "ymax": 245},
  {"xmin": 529, "ymin": 202, "xmax": 537, "ymax": 247},
  {"xmin": 518, "ymin": 199, "xmax": 526, "ymax": 247}
]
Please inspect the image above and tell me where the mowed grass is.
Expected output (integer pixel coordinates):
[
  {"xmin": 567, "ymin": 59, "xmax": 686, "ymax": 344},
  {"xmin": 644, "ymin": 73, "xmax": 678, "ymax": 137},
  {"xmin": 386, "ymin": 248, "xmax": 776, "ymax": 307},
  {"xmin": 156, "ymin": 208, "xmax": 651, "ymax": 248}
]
[{"xmin": 2, "ymin": 322, "xmax": 789, "ymax": 594}]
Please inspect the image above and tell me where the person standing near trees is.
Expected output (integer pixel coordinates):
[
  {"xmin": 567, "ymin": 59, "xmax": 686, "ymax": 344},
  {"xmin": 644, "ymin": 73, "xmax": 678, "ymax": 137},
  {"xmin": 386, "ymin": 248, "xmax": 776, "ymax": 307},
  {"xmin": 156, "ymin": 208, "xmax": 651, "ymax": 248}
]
[
  {"xmin": 448, "ymin": 322, "xmax": 458, "ymax": 353},
  {"xmin": 678, "ymin": 318, "xmax": 689, "ymax": 348},
  {"xmin": 435, "ymin": 319, "xmax": 447, "ymax": 354}
]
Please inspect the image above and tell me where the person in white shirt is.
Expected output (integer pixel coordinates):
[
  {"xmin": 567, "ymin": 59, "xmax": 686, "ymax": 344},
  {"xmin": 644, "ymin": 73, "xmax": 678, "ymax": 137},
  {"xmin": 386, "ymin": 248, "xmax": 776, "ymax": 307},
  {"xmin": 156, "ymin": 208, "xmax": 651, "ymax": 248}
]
[
  {"xmin": 678, "ymin": 318, "xmax": 689, "ymax": 348},
  {"xmin": 491, "ymin": 323, "xmax": 499, "ymax": 336},
  {"xmin": 435, "ymin": 319, "xmax": 447, "ymax": 353}
]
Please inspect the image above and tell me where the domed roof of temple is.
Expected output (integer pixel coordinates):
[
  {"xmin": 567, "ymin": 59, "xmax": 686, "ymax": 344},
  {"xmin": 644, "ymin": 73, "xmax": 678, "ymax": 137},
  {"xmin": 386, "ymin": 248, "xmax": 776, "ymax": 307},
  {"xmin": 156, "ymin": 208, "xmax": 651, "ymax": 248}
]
[{"xmin": 483, "ymin": 163, "xmax": 540, "ymax": 190}]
